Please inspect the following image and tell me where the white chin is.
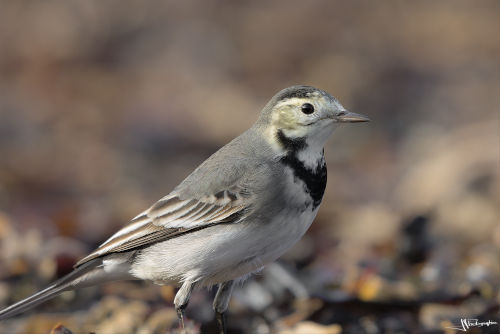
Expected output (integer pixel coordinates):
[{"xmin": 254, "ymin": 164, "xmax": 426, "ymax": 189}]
[{"xmin": 308, "ymin": 122, "xmax": 336, "ymax": 147}]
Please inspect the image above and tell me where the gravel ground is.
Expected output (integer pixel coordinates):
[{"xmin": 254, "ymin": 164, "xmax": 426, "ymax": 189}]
[{"xmin": 0, "ymin": 1, "xmax": 499, "ymax": 333}]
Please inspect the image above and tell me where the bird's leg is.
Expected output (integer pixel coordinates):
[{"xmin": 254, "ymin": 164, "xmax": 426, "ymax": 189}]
[
  {"xmin": 216, "ymin": 312, "xmax": 226, "ymax": 334},
  {"xmin": 174, "ymin": 281, "xmax": 195, "ymax": 329},
  {"xmin": 213, "ymin": 280, "xmax": 235, "ymax": 334}
]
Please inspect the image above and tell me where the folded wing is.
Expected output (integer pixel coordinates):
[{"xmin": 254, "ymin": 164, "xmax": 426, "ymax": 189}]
[{"xmin": 75, "ymin": 192, "xmax": 246, "ymax": 267}]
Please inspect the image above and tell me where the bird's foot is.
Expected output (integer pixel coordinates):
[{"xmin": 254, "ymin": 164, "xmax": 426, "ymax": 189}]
[
  {"xmin": 176, "ymin": 306, "xmax": 186, "ymax": 329},
  {"xmin": 216, "ymin": 311, "xmax": 226, "ymax": 334}
]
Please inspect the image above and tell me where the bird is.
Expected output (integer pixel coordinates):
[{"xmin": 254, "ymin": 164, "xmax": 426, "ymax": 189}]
[{"xmin": 0, "ymin": 85, "xmax": 368, "ymax": 333}]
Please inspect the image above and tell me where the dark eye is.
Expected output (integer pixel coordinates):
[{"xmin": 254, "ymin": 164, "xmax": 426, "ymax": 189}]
[{"xmin": 301, "ymin": 103, "xmax": 314, "ymax": 114}]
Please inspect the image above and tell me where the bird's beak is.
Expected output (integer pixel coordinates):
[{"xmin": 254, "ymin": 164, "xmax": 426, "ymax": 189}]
[{"xmin": 335, "ymin": 110, "xmax": 370, "ymax": 123}]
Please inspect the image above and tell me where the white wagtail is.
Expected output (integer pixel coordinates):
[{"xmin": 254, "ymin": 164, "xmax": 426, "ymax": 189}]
[{"xmin": 0, "ymin": 85, "xmax": 368, "ymax": 333}]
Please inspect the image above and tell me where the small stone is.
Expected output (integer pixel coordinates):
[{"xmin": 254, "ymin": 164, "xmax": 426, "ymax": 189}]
[
  {"xmin": 277, "ymin": 321, "xmax": 341, "ymax": 334},
  {"xmin": 50, "ymin": 323, "xmax": 74, "ymax": 334}
]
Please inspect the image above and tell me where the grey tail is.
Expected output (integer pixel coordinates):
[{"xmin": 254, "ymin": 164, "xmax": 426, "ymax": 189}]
[{"xmin": 0, "ymin": 259, "xmax": 101, "ymax": 320}]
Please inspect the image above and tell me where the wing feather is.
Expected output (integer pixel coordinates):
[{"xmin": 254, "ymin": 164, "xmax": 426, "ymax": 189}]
[{"xmin": 75, "ymin": 193, "xmax": 247, "ymax": 267}]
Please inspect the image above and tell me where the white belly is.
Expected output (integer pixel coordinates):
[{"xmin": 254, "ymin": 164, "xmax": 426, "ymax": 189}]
[{"xmin": 129, "ymin": 168, "xmax": 320, "ymax": 287}]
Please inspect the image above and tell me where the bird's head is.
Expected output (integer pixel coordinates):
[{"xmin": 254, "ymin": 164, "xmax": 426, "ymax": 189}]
[{"xmin": 258, "ymin": 85, "xmax": 369, "ymax": 152}]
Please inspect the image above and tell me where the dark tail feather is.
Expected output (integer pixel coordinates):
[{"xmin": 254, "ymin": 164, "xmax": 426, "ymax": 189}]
[{"xmin": 0, "ymin": 259, "xmax": 101, "ymax": 320}]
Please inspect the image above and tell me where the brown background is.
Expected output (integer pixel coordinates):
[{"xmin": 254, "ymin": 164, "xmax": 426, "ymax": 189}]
[{"xmin": 0, "ymin": 1, "xmax": 499, "ymax": 333}]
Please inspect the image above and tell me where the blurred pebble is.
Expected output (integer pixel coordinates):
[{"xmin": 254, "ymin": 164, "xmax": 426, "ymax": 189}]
[
  {"xmin": 275, "ymin": 298, "xmax": 323, "ymax": 329},
  {"xmin": 137, "ymin": 308, "xmax": 178, "ymax": 334},
  {"xmin": 38, "ymin": 257, "xmax": 57, "ymax": 281},
  {"xmin": 277, "ymin": 321, "xmax": 341, "ymax": 334},
  {"xmin": 398, "ymin": 215, "xmax": 432, "ymax": 264},
  {"xmin": 255, "ymin": 321, "xmax": 271, "ymax": 334},
  {"xmin": 21, "ymin": 315, "xmax": 79, "ymax": 334},
  {"xmin": 357, "ymin": 273, "xmax": 384, "ymax": 301},
  {"xmin": 50, "ymin": 323, "xmax": 74, "ymax": 334},
  {"xmin": 235, "ymin": 280, "xmax": 273, "ymax": 312},
  {"xmin": 93, "ymin": 299, "xmax": 149, "ymax": 334},
  {"xmin": 86, "ymin": 296, "xmax": 123, "ymax": 323},
  {"xmin": 9, "ymin": 258, "xmax": 29, "ymax": 276},
  {"xmin": 466, "ymin": 264, "xmax": 489, "ymax": 283},
  {"xmin": 392, "ymin": 280, "xmax": 418, "ymax": 300},
  {"xmin": 360, "ymin": 316, "xmax": 378, "ymax": 334},
  {"xmin": 420, "ymin": 264, "xmax": 440, "ymax": 282}
]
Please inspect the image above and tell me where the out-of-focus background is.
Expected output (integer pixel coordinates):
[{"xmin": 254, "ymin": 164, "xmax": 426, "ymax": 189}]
[{"xmin": 0, "ymin": 1, "xmax": 499, "ymax": 333}]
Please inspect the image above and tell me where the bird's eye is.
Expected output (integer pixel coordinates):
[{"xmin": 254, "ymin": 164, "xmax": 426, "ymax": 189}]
[{"xmin": 301, "ymin": 103, "xmax": 314, "ymax": 114}]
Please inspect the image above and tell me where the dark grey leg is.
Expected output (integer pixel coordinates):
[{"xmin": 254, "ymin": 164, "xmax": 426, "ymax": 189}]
[
  {"xmin": 216, "ymin": 312, "xmax": 226, "ymax": 334},
  {"xmin": 213, "ymin": 280, "xmax": 235, "ymax": 334},
  {"xmin": 174, "ymin": 281, "xmax": 195, "ymax": 329}
]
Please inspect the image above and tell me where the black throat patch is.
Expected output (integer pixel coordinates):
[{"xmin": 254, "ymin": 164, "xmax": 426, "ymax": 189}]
[{"xmin": 277, "ymin": 130, "xmax": 327, "ymax": 209}]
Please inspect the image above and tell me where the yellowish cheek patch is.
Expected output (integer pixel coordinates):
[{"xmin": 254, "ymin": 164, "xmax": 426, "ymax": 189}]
[{"xmin": 276, "ymin": 109, "xmax": 299, "ymax": 130}]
